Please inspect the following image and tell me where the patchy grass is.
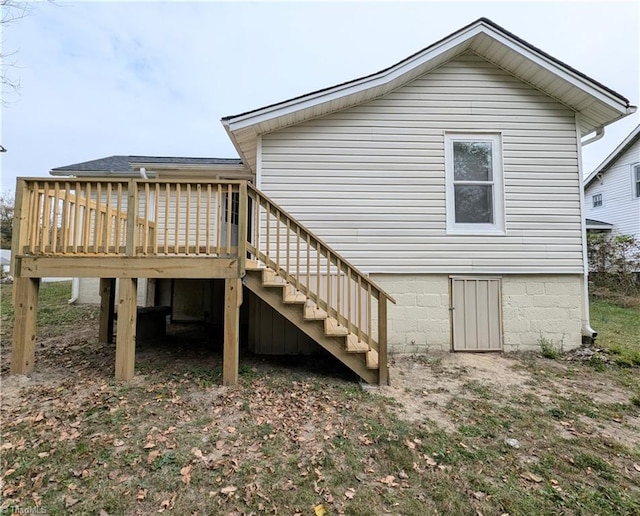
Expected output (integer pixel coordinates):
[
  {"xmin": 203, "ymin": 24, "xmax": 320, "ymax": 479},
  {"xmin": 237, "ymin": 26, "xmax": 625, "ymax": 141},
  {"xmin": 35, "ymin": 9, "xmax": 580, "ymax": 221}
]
[
  {"xmin": 590, "ymin": 297, "xmax": 640, "ymax": 367},
  {"xmin": 1, "ymin": 286, "xmax": 639, "ymax": 515}
]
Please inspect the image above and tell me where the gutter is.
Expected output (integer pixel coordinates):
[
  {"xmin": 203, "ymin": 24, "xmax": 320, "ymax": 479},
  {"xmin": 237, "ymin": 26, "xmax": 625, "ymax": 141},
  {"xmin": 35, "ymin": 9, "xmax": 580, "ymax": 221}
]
[{"xmin": 581, "ymin": 126, "xmax": 605, "ymax": 146}]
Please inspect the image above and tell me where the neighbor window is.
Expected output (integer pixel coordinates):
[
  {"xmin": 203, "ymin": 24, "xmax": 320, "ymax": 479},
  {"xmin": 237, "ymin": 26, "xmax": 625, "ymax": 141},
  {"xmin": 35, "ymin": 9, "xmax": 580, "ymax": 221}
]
[
  {"xmin": 445, "ymin": 133, "xmax": 504, "ymax": 234},
  {"xmin": 592, "ymin": 193, "xmax": 603, "ymax": 208},
  {"xmin": 634, "ymin": 164, "xmax": 640, "ymax": 198}
]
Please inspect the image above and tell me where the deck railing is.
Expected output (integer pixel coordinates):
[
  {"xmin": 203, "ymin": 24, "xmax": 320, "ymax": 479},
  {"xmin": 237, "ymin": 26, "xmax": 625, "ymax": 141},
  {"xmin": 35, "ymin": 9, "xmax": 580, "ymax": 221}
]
[
  {"xmin": 246, "ymin": 183, "xmax": 395, "ymax": 361},
  {"xmin": 12, "ymin": 178, "xmax": 244, "ymax": 258}
]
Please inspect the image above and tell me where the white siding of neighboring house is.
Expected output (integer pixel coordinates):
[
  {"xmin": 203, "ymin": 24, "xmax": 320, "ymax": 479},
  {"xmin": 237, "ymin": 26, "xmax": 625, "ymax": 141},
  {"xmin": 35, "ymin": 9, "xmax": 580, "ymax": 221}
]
[
  {"xmin": 260, "ymin": 51, "xmax": 583, "ymax": 275},
  {"xmin": 77, "ymin": 277, "xmax": 148, "ymax": 306},
  {"xmin": 584, "ymin": 137, "xmax": 640, "ymax": 239}
]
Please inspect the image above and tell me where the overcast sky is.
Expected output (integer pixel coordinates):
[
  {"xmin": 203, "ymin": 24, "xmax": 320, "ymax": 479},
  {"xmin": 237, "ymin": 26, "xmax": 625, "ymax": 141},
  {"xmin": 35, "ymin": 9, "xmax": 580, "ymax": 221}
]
[{"xmin": 1, "ymin": 1, "xmax": 638, "ymax": 193}]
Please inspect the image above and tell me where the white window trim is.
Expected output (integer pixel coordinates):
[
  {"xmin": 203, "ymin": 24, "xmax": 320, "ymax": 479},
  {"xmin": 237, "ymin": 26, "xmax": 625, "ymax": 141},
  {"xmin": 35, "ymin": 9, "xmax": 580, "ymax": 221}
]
[
  {"xmin": 444, "ymin": 132, "xmax": 505, "ymax": 235},
  {"xmin": 592, "ymin": 192, "xmax": 603, "ymax": 208},
  {"xmin": 632, "ymin": 162, "xmax": 640, "ymax": 199}
]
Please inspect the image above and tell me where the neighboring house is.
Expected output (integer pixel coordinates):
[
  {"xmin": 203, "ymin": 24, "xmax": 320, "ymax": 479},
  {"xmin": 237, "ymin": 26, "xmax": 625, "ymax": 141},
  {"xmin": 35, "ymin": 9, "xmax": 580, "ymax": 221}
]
[
  {"xmin": 10, "ymin": 18, "xmax": 636, "ymax": 385},
  {"xmin": 584, "ymin": 124, "xmax": 640, "ymax": 239}
]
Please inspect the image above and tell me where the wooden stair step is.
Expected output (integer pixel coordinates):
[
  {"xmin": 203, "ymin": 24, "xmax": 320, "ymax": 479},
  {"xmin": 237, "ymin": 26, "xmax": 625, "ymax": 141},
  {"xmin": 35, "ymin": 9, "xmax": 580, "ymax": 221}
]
[
  {"xmin": 283, "ymin": 285, "xmax": 306, "ymax": 304},
  {"xmin": 245, "ymin": 259, "xmax": 265, "ymax": 271},
  {"xmin": 366, "ymin": 349, "xmax": 379, "ymax": 370},
  {"xmin": 346, "ymin": 333, "xmax": 369, "ymax": 353},
  {"xmin": 262, "ymin": 268, "xmax": 286, "ymax": 287},
  {"xmin": 303, "ymin": 301, "xmax": 327, "ymax": 320},
  {"xmin": 324, "ymin": 317, "xmax": 348, "ymax": 336}
]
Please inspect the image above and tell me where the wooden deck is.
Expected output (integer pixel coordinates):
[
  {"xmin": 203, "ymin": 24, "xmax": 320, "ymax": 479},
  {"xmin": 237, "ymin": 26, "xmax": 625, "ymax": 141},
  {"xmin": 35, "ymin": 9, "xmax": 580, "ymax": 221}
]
[{"xmin": 10, "ymin": 178, "xmax": 394, "ymax": 386}]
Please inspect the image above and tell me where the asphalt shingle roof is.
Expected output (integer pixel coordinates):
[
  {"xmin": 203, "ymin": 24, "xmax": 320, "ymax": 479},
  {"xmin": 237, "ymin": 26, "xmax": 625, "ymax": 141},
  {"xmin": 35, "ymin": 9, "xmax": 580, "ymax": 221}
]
[{"xmin": 51, "ymin": 155, "xmax": 242, "ymax": 173}]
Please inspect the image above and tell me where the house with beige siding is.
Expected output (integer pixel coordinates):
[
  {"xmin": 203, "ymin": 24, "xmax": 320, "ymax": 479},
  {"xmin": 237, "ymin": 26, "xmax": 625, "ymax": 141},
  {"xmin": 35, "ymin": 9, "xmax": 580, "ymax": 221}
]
[
  {"xmin": 584, "ymin": 124, "xmax": 640, "ymax": 239},
  {"xmin": 10, "ymin": 18, "xmax": 636, "ymax": 385}
]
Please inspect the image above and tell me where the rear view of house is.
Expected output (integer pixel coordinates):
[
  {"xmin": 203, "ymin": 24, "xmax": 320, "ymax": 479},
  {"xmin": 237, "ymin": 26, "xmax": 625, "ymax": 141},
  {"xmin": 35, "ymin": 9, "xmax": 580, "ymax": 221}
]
[{"xmin": 10, "ymin": 18, "xmax": 636, "ymax": 385}]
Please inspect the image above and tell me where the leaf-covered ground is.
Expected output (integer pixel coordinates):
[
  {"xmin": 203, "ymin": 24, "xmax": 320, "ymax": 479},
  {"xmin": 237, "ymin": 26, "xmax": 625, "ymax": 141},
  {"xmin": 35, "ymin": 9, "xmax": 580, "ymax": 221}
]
[{"xmin": 1, "ymin": 283, "xmax": 639, "ymax": 515}]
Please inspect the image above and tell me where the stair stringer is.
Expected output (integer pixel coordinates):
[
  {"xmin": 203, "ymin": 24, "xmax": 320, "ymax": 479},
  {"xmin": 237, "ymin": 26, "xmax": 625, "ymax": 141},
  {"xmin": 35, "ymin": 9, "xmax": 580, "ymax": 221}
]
[{"xmin": 243, "ymin": 271, "xmax": 378, "ymax": 384}]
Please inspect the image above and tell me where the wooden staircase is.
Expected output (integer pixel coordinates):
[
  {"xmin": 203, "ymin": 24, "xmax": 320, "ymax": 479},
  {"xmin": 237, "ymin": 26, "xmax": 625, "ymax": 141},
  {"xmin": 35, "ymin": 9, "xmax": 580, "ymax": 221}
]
[
  {"xmin": 244, "ymin": 185, "xmax": 395, "ymax": 385},
  {"xmin": 244, "ymin": 265, "xmax": 380, "ymax": 384}
]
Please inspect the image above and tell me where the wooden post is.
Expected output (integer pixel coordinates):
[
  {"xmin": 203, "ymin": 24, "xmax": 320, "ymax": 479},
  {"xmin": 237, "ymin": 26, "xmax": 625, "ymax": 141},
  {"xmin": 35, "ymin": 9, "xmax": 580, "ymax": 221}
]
[
  {"xmin": 223, "ymin": 277, "xmax": 241, "ymax": 386},
  {"xmin": 115, "ymin": 277, "xmax": 137, "ymax": 381},
  {"xmin": 11, "ymin": 277, "xmax": 40, "ymax": 375},
  {"xmin": 125, "ymin": 180, "xmax": 138, "ymax": 256},
  {"xmin": 378, "ymin": 295, "xmax": 388, "ymax": 386},
  {"xmin": 99, "ymin": 278, "xmax": 116, "ymax": 344},
  {"xmin": 11, "ymin": 180, "xmax": 30, "ymax": 306}
]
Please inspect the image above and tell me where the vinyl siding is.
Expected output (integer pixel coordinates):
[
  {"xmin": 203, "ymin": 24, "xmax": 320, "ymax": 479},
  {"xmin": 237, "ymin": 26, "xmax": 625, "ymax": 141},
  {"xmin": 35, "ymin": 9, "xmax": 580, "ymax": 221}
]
[
  {"xmin": 584, "ymin": 138, "xmax": 640, "ymax": 239},
  {"xmin": 261, "ymin": 51, "xmax": 583, "ymax": 274}
]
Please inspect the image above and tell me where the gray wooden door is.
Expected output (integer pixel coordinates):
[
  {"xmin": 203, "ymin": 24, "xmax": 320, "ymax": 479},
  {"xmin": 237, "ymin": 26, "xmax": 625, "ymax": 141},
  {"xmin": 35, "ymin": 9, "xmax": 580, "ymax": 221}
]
[{"xmin": 451, "ymin": 277, "xmax": 502, "ymax": 351}]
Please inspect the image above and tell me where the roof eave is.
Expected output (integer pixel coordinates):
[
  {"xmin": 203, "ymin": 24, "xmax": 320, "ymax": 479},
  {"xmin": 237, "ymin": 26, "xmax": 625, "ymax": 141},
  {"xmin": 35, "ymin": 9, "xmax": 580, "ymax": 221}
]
[{"xmin": 583, "ymin": 123, "xmax": 640, "ymax": 188}]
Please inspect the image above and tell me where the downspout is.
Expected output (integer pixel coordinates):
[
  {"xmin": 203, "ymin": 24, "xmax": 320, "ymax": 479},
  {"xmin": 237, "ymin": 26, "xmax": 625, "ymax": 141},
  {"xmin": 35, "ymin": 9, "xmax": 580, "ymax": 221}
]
[
  {"xmin": 139, "ymin": 167, "xmax": 148, "ymax": 179},
  {"xmin": 68, "ymin": 277, "xmax": 80, "ymax": 305},
  {"xmin": 577, "ymin": 119, "xmax": 601, "ymax": 342}
]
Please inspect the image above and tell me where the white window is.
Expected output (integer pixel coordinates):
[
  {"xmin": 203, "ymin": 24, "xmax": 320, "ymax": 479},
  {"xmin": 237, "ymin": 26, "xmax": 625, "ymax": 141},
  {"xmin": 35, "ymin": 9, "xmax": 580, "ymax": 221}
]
[
  {"xmin": 592, "ymin": 193, "xmax": 603, "ymax": 208},
  {"xmin": 633, "ymin": 164, "xmax": 640, "ymax": 198},
  {"xmin": 445, "ymin": 133, "xmax": 504, "ymax": 234}
]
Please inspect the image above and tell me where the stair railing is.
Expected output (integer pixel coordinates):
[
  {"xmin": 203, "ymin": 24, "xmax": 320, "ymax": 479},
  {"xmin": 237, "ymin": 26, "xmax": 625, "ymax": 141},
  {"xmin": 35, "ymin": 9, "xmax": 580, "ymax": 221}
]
[{"xmin": 246, "ymin": 184, "xmax": 395, "ymax": 379}]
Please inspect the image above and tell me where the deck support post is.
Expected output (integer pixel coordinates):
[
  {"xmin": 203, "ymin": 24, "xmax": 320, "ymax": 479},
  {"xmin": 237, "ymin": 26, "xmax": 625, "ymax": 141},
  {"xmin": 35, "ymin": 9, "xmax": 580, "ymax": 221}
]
[
  {"xmin": 10, "ymin": 277, "xmax": 40, "ymax": 375},
  {"xmin": 378, "ymin": 296, "xmax": 388, "ymax": 386},
  {"xmin": 115, "ymin": 277, "xmax": 137, "ymax": 381},
  {"xmin": 99, "ymin": 278, "xmax": 116, "ymax": 344},
  {"xmin": 223, "ymin": 277, "xmax": 242, "ymax": 386}
]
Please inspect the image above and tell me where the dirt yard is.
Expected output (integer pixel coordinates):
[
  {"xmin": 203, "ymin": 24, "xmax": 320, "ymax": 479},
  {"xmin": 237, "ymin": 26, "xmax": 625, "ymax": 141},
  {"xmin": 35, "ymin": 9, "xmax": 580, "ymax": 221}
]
[{"xmin": 1, "ymin": 284, "xmax": 639, "ymax": 515}]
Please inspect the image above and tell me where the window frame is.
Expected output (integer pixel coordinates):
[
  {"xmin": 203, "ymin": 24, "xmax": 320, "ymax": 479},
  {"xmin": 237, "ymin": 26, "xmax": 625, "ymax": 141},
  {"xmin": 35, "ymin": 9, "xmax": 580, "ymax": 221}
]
[
  {"xmin": 633, "ymin": 163, "xmax": 640, "ymax": 199},
  {"xmin": 444, "ymin": 132, "xmax": 505, "ymax": 235},
  {"xmin": 592, "ymin": 193, "xmax": 603, "ymax": 208}
]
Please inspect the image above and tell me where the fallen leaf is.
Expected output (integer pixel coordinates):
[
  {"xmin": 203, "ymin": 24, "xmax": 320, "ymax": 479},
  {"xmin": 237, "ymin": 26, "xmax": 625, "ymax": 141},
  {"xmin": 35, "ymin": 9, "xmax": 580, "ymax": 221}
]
[
  {"xmin": 634, "ymin": 464, "xmax": 640, "ymax": 472},
  {"xmin": 344, "ymin": 488, "xmax": 356, "ymax": 499},
  {"xmin": 473, "ymin": 491, "xmax": 486, "ymax": 500},
  {"xmin": 425, "ymin": 457, "xmax": 438, "ymax": 467},
  {"xmin": 403, "ymin": 439, "xmax": 415, "ymax": 449},
  {"xmin": 314, "ymin": 504, "xmax": 327, "ymax": 516},
  {"xmin": 137, "ymin": 488, "xmax": 147, "ymax": 500},
  {"xmin": 143, "ymin": 441, "xmax": 156, "ymax": 449},
  {"xmin": 147, "ymin": 450, "xmax": 160, "ymax": 464},
  {"xmin": 180, "ymin": 465, "xmax": 192, "ymax": 485},
  {"xmin": 113, "ymin": 439, "xmax": 125, "ymax": 447},
  {"xmin": 64, "ymin": 496, "xmax": 79, "ymax": 508},
  {"xmin": 522, "ymin": 472, "xmax": 543, "ymax": 483},
  {"xmin": 221, "ymin": 485, "xmax": 237, "ymax": 495}
]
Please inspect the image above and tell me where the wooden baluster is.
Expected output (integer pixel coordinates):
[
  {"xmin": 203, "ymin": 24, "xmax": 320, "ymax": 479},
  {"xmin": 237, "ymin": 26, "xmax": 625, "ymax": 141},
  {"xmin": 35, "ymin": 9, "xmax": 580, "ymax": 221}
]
[
  {"xmin": 326, "ymin": 250, "xmax": 332, "ymax": 319},
  {"xmin": 174, "ymin": 183, "xmax": 181, "ymax": 255},
  {"xmin": 94, "ymin": 183, "xmax": 103, "ymax": 254},
  {"xmin": 105, "ymin": 183, "xmax": 113, "ymax": 254},
  {"xmin": 265, "ymin": 201, "xmax": 270, "ymax": 262},
  {"xmin": 42, "ymin": 182, "xmax": 51, "ymax": 253},
  {"xmin": 336, "ymin": 258, "xmax": 342, "ymax": 326},
  {"xmin": 346, "ymin": 268, "xmax": 352, "ymax": 333},
  {"xmin": 225, "ymin": 184, "xmax": 232, "ymax": 254},
  {"xmin": 115, "ymin": 183, "xmax": 123, "ymax": 253},
  {"xmin": 378, "ymin": 294, "xmax": 388, "ymax": 385},
  {"xmin": 143, "ymin": 183, "xmax": 150, "ymax": 255},
  {"xmin": 357, "ymin": 276, "xmax": 362, "ymax": 342},
  {"xmin": 253, "ymin": 190, "xmax": 260, "ymax": 258},
  {"xmin": 72, "ymin": 182, "xmax": 81, "ymax": 254},
  {"xmin": 153, "ymin": 183, "xmax": 159, "ymax": 255},
  {"xmin": 216, "ymin": 184, "xmax": 222, "ymax": 255},
  {"xmin": 29, "ymin": 181, "xmax": 39, "ymax": 254},
  {"xmin": 51, "ymin": 183, "xmax": 60, "ymax": 253},
  {"xmin": 185, "ymin": 183, "xmax": 191, "ymax": 254},
  {"xmin": 286, "ymin": 218, "xmax": 291, "ymax": 275},
  {"xmin": 195, "ymin": 184, "xmax": 201, "ymax": 255},
  {"xmin": 125, "ymin": 180, "xmax": 137, "ymax": 256},
  {"xmin": 164, "ymin": 184, "xmax": 170, "ymax": 255},
  {"xmin": 295, "ymin": 225, "xmax": 301, "ymax": 291},
  {"xmin": 316, "ymin": 242, "xmax": 321, "ymax": 308},
  {"xmin": 276, "ymin": 211, "xmax": 281, "ymax": 273},
  {"xmin": 60, "ymin": 183, "xmax": 70, "ymax": 254},
  {"xmin": 306, "ymin": 233, "xmax": 311, "ymax": 297},
  {"xmin": 83, "ymin": 182, "xmax": 92, "ymax": 254},
  {"xmin": 367, "ymin": 283, "xmax": 372, "ymax": 346},
  {"xmin": 205, "ymin": 183, "xmax": 212, "ymax": 255}
]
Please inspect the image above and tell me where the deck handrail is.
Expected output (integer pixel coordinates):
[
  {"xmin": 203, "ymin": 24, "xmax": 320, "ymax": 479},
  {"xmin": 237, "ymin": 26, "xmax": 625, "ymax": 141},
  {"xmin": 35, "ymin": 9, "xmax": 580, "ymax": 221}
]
[{"xmin": 247, "ymin": 183, "xmax": 394, "ymax": 373}]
